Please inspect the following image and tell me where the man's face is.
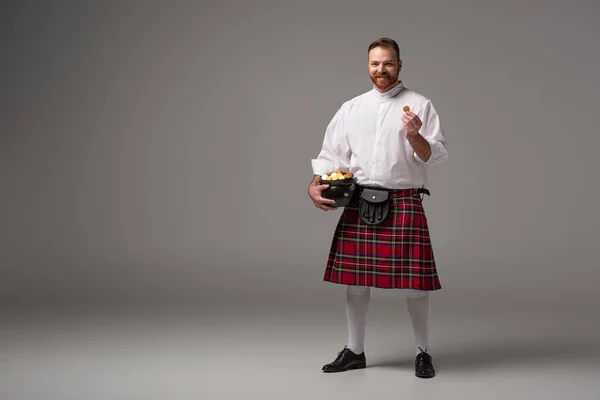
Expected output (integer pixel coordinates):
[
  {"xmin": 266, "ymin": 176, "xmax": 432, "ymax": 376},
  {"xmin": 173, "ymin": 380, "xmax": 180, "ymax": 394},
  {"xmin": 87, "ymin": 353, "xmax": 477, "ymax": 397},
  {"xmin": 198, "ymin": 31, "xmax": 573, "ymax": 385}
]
[{"xmin": 368, "ymin": 46, "xmax": 402, "ymax": 92}]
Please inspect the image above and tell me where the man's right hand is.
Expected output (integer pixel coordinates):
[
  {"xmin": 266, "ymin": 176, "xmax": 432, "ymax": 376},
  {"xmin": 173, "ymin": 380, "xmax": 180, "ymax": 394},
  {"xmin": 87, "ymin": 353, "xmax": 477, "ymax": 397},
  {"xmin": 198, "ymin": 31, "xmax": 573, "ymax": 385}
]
[{"xmin": 308, "ymin": 179, "xmax": 337, "ymax": 211}]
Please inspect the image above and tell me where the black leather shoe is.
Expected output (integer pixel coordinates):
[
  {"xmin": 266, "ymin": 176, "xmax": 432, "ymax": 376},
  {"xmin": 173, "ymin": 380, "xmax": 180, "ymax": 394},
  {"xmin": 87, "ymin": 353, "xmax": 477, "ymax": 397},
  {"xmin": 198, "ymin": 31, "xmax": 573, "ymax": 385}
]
[
  {"xmin": 415, "ymin": 348, "xmax": 436, "ymax": 378},
  {"xmin": 322, "ymin": 347, "xmax": 366, "ymax": 373}
]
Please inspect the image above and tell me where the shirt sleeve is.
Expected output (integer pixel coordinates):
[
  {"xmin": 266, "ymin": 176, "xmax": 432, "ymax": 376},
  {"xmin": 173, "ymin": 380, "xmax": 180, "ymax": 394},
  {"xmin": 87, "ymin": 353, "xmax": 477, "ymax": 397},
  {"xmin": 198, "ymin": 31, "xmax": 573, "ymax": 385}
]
[
  {"xmin": 414, "ymin": 100, "xmax": 448, "ymax": 164},
  {"xmin": 311, "ymin": 105, "xmax": 352, "ymax": 176}
]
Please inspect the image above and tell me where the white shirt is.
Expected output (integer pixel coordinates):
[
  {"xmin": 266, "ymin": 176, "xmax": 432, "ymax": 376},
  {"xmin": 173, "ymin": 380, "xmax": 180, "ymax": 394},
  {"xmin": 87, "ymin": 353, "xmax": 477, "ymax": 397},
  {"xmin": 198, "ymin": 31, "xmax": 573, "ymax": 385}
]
[{"xmin": 311, "ymin": 81, "xmax": 448, "ymax": 189}]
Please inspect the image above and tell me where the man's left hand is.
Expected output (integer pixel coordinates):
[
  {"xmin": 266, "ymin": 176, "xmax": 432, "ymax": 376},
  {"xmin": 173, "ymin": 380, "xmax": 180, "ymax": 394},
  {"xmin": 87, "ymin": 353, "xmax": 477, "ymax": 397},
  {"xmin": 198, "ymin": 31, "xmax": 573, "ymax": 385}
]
[{"xmin": 402, "ymin": 111, "xmax": 422, "ymax": 138}]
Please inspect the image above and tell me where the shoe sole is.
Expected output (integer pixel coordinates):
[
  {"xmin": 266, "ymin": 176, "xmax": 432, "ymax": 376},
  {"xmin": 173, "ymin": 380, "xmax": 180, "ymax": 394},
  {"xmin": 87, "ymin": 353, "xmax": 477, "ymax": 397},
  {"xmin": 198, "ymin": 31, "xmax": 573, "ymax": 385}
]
[
  {"xmin": 322, "ymin": 363, "xmax": 367, "ymax": 373},
  {"xmin": 415, "ymin": 373, "xmax": 436, "ymax": 378}
]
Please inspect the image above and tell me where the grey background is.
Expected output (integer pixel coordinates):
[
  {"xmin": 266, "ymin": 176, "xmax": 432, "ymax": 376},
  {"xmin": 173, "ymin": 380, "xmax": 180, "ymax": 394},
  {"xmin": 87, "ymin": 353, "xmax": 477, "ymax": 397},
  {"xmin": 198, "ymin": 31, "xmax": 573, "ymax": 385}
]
[{"xmin": 1, "ymin": 1, "xmax": 599, "ymax": 399}]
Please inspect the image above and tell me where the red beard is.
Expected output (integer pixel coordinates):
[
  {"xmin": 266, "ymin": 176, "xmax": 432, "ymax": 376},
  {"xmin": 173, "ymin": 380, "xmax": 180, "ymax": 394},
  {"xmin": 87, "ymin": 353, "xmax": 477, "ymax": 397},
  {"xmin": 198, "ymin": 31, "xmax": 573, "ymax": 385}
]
[{"xmin": 371, "ymin": 74, "xmax": 396, "ymax": 90}]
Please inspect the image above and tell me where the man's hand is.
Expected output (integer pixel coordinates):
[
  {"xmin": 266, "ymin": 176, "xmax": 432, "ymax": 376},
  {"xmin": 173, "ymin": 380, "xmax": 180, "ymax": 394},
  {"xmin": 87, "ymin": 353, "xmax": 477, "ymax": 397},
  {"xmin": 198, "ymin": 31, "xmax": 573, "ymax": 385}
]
[
  {"xmin": 308, "ymin": 179, "xmax": 337, "ymax": 211},
  {"xmin": 402, "ymin": 111, "xmax": 432, "ymax": 162},
  {"xmin": 402, "ymin": 111, "xmax": 422, "ymax": 138}
]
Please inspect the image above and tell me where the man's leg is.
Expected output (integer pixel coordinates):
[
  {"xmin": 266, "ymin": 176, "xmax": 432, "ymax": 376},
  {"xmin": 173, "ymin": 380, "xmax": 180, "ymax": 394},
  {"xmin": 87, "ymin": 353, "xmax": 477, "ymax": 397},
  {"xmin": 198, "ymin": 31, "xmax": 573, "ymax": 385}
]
[
  {"xmin": 346, "ymin": 285, "xmax": 370, "ymax": 354},
  {"xmin": 406, "ymin": 289, "xmax": 430, "ymax": 354},
  {"xmin": 322, "ymin": 285, "xmax": 370, "ymax": 372},
  {"xmin": 406, "ymin": 290, "xmax": 436, "ymax": 378}
]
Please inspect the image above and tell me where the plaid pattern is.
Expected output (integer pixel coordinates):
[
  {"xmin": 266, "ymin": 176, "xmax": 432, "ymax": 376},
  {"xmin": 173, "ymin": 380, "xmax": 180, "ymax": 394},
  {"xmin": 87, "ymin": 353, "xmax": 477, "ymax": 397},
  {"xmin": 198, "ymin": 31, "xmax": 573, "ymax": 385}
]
[{"xmin": 323, "ymin": 188, "xmax": 441, "ymax": 290}]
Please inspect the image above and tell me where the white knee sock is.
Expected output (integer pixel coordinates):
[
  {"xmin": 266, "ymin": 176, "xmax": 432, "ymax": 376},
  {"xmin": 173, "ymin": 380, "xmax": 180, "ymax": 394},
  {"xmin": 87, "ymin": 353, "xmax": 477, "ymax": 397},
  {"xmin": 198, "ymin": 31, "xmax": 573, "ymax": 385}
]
[
  {"xmin": 406, "ymin": 290, "xmax": 430, "ymax": 355},
  {"xmin": 345, "ymin": 285, "xmax": 371, "ymax": 354}
]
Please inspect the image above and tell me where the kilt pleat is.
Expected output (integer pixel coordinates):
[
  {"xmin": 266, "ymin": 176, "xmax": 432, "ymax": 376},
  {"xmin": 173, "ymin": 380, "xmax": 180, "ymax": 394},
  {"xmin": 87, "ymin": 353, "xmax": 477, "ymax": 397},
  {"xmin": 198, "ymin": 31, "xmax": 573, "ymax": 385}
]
[{"xmin": 323, "ymin": 188, "xmax": 441, "ymax": 290}]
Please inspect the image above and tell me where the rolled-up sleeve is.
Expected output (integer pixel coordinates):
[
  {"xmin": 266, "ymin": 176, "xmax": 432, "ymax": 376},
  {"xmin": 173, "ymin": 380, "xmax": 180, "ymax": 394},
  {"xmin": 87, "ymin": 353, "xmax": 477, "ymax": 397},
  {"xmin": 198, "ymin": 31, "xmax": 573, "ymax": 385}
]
[
  {"xmin": 414, "ymin": 100, "xmax": 448, "ymax": 164},
  {"xmin": 311, "ymin": 105, "xmax": 352, "ymax": 175}
]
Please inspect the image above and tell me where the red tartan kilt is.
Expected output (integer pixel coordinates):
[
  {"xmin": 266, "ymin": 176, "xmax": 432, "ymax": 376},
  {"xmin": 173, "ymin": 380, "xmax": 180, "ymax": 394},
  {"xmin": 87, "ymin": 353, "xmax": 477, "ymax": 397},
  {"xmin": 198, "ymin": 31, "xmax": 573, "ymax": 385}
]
[{"xmin": 324, "ymin": 188, "xmax": 441, "ymax": 290}]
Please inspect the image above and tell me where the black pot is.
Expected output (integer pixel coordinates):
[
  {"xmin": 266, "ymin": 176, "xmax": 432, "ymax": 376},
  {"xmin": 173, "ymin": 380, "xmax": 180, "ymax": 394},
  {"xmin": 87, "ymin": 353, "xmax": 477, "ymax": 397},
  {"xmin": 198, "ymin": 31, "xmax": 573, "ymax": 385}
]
[{"xmin": 319, "ymin": 178, "xmax": 358, "ymax": 207}]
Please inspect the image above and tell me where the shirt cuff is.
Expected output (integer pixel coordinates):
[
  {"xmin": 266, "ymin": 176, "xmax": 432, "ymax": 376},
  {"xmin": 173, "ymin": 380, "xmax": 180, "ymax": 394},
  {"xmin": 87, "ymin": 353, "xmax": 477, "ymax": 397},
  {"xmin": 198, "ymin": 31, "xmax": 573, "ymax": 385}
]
[
  {"xmin": 311, "ymin": 159, "xmax": 335, "ymax": 176},
  {"xmin": 414, "ymin": 139, "xmax": 448, "ymax": 164}
]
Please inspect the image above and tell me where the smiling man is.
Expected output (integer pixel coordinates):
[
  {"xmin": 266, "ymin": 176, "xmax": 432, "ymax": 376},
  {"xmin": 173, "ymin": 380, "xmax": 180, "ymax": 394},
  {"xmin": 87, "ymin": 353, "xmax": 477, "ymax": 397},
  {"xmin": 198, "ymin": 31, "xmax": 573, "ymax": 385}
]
[{"xmin": 308, "ymin": 37, "xmax": 449, "ymax": 378}]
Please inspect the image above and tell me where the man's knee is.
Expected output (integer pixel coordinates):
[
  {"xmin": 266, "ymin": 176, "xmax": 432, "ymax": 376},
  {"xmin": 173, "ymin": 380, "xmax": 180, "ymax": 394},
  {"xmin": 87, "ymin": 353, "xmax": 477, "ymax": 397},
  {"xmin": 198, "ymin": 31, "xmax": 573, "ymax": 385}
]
[
  {"xmin": 406, "ymin": 289, "xmax": 429, "ymax": 299},
  {"xmin": 346, "ymin": 285, "xmax": 371, "ymax": 296}
]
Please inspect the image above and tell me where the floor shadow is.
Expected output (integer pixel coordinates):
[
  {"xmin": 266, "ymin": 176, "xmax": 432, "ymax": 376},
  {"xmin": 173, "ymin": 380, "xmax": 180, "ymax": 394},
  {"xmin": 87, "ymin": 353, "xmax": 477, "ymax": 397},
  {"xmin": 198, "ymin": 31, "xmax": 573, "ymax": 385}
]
[{"xmin": 367, "ymin": 336, "xmax": 600, "ymax": 371}]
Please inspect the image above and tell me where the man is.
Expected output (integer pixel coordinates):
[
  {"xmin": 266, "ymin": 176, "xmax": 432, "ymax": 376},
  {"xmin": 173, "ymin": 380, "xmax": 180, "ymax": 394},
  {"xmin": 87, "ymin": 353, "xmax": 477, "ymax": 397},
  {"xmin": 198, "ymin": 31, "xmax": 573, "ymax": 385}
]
[{"xmin": 307, "ymin": 37, "xmax": 448, "ymax": 378}]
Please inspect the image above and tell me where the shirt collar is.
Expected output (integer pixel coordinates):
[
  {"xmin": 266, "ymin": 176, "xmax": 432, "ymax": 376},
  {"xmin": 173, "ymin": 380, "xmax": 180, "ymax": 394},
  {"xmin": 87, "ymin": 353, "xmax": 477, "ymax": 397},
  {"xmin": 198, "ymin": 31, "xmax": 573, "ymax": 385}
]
[{"xmin": 372, "ymin": 80, "xmax": 404, "ymax": 99}]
